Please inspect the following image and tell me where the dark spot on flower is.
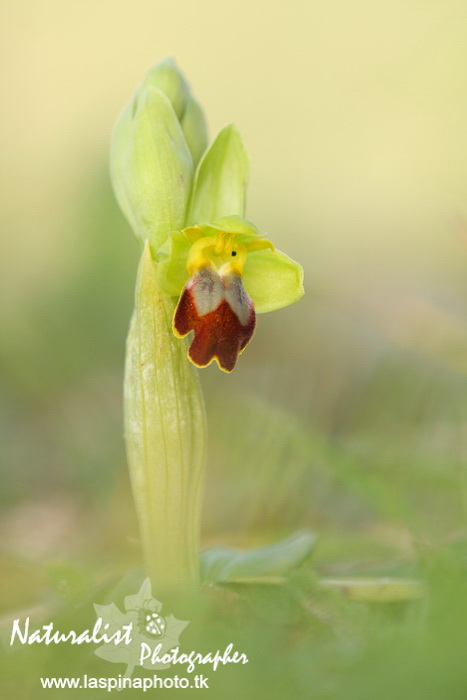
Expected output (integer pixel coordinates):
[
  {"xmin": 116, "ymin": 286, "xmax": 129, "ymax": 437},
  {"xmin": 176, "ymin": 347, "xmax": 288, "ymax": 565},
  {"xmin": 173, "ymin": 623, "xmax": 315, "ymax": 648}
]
[{"xmin": 231, "ymin": 251, "xmax": 237, "ymax": 256}]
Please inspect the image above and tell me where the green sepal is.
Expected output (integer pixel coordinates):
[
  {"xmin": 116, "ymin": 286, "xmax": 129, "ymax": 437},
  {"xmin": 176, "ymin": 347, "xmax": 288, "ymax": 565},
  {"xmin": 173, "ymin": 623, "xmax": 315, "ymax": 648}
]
[
  {"xmin": 200, "ymin": 530, "xmax": 316, "ymax": 584},
  {"xmin": 187, "ymin": 124, "xmax": 249, "ymax": 225},
  {"xmin": 243, "ymin": 247, "xmax": 304, "ymax": 313}
]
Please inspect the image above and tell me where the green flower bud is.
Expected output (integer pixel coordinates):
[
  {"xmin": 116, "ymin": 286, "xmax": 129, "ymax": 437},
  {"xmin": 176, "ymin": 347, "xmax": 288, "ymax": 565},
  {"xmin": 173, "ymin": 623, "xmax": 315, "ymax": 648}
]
[
  {"xmin": 110, "ymin": 59, "xmax": 208, "ymax": 254},
  {"xmin": 142, "ymin": 57, "xmax": 190, "ymax": 119},
  {"xmin": 142, "ymin": 58, "xmax": 208, "ymax": 166}
]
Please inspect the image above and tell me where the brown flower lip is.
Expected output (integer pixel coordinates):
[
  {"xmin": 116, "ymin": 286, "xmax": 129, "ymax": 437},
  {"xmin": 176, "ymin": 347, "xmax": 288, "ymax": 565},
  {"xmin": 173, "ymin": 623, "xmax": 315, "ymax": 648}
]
[{"xmin": 173, "ymin": 266, "xmax": 255, "ymax": 372}]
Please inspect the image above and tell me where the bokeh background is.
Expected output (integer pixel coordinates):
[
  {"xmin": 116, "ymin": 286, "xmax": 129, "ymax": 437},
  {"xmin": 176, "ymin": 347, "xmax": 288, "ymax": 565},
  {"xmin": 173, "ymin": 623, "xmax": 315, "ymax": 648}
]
[{"xmin": 1, "ymin": 1, "xmax": 466, "ymax": 697}]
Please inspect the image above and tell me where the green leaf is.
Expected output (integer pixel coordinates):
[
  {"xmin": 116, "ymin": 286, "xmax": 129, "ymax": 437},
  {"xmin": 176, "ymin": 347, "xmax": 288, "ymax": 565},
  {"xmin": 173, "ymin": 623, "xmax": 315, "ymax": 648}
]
[
  {"xmin": 243, "ymin": 247, "xmax": 304, "ymax": 313},
  {"xmin": 200, "ymin": 530, "xmax": 316, "ymax": 584},
  {"xmin": 187, "ymin": 124, "xmax": 249, "ymax": 225},
  {"xmin": 124, "ymin": 243, "xmax": 206, "ymax": 589},
  {"xmin": 320, "ymin": 577, "xmax": 424, "ymax": 602}
]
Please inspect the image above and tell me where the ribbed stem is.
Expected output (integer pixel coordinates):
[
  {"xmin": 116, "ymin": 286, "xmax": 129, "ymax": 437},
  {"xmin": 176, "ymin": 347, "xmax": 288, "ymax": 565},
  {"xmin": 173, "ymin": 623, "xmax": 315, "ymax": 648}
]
[{"xmin": 124, "ymin": 242, "xmax": 206, "ymax": 592}]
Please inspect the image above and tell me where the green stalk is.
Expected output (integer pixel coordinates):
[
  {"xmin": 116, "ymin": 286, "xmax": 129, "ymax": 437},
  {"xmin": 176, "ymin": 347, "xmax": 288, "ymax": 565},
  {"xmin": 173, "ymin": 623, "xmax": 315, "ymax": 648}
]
[{"xmin": 124, "ymin": 242, "xmax": 206, "ymax": 591}]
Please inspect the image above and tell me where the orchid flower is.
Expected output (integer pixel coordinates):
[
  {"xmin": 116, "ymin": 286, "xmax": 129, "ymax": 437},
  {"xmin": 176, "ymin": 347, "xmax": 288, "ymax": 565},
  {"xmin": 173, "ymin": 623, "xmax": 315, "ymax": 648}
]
[
  {"xmin": 111, "ymin": 58, "xmax": 303, "ymax": 374},
  {"xmin": 157, "ymin": 215, "xmax": 303, "ymax": 371}
]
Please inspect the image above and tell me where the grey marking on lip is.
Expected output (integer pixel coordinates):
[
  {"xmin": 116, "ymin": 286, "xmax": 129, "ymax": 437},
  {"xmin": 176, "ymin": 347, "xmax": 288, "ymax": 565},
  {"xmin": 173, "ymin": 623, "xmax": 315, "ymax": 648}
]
[
  {"xmin": 223, "ymin": 273, "xmax": 253, "ymax": 326},
  {"xmin": 190, "ymin": 267, "xmax": 253, "ymax": 325},
  {"xmin": 191, "ymin": 267, "xmax": 225, "ymax": 316}
]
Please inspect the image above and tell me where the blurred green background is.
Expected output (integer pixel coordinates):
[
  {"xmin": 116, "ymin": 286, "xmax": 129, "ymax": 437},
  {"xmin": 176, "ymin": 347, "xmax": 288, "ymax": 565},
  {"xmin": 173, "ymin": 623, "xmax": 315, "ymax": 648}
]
[{"xmin": 1, "ymin": 0, "xmax": 466, "ymax": 697}]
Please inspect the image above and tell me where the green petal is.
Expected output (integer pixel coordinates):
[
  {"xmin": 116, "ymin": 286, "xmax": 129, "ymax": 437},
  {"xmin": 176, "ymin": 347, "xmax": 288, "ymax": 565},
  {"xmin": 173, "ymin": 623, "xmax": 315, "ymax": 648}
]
[
  {"xmin": 181, "ymin": 94, "xmax": 209, "ymax": 167},
  {"xmin": 243, "ymin": 248, "xmax": 304, "ymax": 313},
  {"xmin": 156, "ymin": 230, "xmax": 191, "ymax": 296},
  {"xmin": 187, "ymin": 124, "xmax": 249, "ymax": 225},
  {"xmin": 122, "ymin": 86, "xmax": 193, "ymax": 252}
]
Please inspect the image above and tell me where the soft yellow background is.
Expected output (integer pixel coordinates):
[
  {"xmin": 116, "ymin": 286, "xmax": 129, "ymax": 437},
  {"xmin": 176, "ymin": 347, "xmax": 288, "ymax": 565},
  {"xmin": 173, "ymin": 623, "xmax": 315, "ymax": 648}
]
[
  {"xmin": 1, "ymin": 0, "xmax": 466, "ymax": 598},
  {"xmin": 2, "ymin": 0, "xmax": 467, "ymax": 355}
]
